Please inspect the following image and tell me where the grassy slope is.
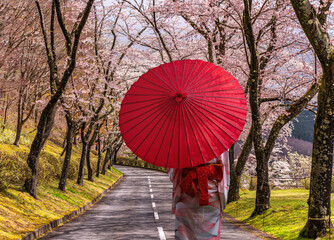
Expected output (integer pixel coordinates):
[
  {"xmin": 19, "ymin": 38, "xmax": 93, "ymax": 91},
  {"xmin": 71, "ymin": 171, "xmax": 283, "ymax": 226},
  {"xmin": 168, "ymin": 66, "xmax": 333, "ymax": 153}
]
[
  {"xmin": 0, "ymin": 123, "xmax": 123, "ymax": 240},
  {"xmin": 225, "ymin": 189, "xmax": 334, "ymax": 240}
]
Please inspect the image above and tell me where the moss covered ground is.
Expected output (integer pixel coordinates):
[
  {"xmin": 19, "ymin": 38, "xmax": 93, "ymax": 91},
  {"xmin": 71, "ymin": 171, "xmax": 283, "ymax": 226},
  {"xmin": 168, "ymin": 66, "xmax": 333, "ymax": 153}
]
[{"xmin": 225, "ymin": 189, "xmax": 334, "ymax": 240}]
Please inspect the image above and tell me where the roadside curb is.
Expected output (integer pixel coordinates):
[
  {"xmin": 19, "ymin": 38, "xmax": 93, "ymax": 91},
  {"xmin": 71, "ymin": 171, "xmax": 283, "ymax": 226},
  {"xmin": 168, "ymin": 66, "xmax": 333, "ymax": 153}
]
[
  {"xmin": 222, "ymin": 212, "xmax": 279, "ymax": 240},
  {"xmin": 20, "ymin": 175, "xmax": 124, "ymax": 240}
]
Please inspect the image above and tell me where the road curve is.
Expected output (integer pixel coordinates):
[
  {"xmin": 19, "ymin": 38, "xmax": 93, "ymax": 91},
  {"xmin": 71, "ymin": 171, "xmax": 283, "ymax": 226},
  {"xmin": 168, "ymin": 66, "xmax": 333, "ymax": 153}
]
[{"xmin": 39, "ymin": 165, "xmax": 261, "ymax": 240}]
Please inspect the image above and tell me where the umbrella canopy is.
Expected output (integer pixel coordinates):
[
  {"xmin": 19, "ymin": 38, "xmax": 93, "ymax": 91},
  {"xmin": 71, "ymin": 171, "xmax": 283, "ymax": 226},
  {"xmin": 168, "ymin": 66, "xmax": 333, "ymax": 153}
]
[{"xmin": 119, "ymin": 59, "xmax": 247, "ymax": 168}]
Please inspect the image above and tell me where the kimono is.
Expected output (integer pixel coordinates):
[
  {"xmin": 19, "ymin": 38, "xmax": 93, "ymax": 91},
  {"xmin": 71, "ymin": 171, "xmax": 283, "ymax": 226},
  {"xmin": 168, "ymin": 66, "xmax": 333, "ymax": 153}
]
[{"xmin": 168, "ymin": 151, "xmax": 230, "ymax": 240}]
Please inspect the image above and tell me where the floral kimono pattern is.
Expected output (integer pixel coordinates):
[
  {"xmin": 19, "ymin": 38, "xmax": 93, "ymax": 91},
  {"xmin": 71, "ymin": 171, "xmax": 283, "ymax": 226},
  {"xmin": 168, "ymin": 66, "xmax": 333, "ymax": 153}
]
[{"xmin": 168, "ymin": 151, "xmax": 230, "ymax": 240}]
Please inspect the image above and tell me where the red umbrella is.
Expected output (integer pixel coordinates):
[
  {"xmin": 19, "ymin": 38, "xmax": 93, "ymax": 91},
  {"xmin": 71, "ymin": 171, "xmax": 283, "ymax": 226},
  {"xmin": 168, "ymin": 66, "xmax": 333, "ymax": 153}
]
[{"xmin": 119, "ymin": 59, "xmax": 247, "ymax": 168}]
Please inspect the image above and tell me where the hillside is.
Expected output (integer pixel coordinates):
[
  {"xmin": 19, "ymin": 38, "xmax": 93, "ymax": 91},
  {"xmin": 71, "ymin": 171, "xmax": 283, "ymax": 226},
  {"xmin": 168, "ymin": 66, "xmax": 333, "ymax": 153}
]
[{"xmin": 291, "ymin": 110, "xmax": 315, "ymax": 143}]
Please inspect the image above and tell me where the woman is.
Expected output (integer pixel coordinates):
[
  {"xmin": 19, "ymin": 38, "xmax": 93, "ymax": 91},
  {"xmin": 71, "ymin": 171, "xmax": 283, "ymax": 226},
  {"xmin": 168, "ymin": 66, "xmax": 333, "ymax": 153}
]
[{"xmin": 168, "ymin": 151, "xmax": 230, "ymax": 240}]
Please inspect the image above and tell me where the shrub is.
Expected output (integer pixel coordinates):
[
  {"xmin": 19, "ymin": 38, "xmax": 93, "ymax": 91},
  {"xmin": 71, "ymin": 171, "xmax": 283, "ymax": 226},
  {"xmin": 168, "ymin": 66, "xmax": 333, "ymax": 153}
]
[
  {"xmin": 39, "ymin": 151, "xmax": 62, "ymax": 181},
  {"xmin": 0, "ymin": 150, "xmax": 29, "ymax": 190},
  {"xmin": 67, "ymin": 159, "xmax": 78, "ymax": 180},
  {"xmin": 0, "ymin": 129, "xmax": 15, "ymax": 144},
  {"xmin": 115, "ymin": 156, "xmax": 166, "ymax": 172}
]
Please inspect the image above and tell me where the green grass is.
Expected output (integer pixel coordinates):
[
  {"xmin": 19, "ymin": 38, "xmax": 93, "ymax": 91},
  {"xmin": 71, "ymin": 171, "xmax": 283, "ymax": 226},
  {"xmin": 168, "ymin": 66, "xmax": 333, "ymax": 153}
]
[{"xmin": 225, "ymin": 189, "xmax": 334, "ymax": 240}]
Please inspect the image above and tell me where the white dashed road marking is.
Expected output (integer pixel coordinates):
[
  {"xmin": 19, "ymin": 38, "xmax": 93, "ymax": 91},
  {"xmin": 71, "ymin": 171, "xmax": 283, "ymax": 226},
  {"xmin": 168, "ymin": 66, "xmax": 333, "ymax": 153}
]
[
  {"xmin": 157, "ymin": 227, "xmax": 167, "ymax": 240},
  {"xmin": 148, "ymin": 176, "xmax": 165, "ymax": 239}
]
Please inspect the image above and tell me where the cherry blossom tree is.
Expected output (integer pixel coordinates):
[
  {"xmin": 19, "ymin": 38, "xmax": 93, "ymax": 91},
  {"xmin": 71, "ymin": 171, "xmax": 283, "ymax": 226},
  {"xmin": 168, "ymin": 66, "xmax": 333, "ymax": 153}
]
[
  {"xmin": 241, "ymin": 0, "xmax": 318, "ymax": 215},
  {"xmin": 24, "ymin": 0, "xmax": 94, "ymax": 198},
  {"xmin": 70, "ymin": 0, "xmax": 146, "ymax": 185},
  {"xmin": 289, "ymin": 0, "xmax": 334, "ymax": 237},
  {"xmin": 0, "ymin": 1, "xmax": 48, "ymax": 135}
]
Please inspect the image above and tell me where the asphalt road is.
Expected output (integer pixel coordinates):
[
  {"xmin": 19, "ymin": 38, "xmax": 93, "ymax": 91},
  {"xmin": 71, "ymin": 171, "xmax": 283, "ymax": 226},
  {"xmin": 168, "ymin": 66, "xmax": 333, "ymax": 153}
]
[{"xmin": 39, "ymin": 165, "xmax": 262, "ymax": 240}]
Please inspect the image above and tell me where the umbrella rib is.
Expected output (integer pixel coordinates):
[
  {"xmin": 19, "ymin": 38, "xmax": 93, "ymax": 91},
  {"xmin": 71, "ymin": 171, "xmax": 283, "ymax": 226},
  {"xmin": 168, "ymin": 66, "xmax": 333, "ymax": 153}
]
[
  {"xmin": 191, "ymin": 96, "xmax": 247, "ymax": 111},
  {"xmin": 141, "ymin": 76, "xmax": 172, "ymax": 92},
  {"xmin": 183, "ymin": 59, "xmax": 198, "ymax": 88},
  {"xmin": 186, "ymin": 66, "xmax": 223, "ymax": 91},
  {"xmin": 131, "ymin": 84, "xmax": 169, "ymax": 93},
  {"xmin": 182, "ymin": 100, "xmax": 206, "ymax": 164},
  {"xmin": 178, "ymin": 103, "xmax": 181, "ymax": 168},
  {"xmin": 120, "ymin": 98, "xmax": 169, "ymax": 126},
  {"xmin": 186, "ymin": 100, "xmax": 237, "ymax": 143},
  {"xmin": 189, "ymin": 79, "xmax": 237, "ymax": 93},
  {"xmin": 185, "ymin": 100, "xmax": 229, "ymax": 152},
  {"xmin": 184, "ymin": 61, "xmax": 211, "ymax": 90},
  {"xmin": 121, "ymin": 98, "xmax": 170, "ymax": 115},
  {"xmin": 164, "ymin": 103, "xmax": 179, "ymax": 169},
  {"xmin": 150, "ymin": 69, "xmax": 176, "ymax": 91},
  {"xmin": 142, "ymin": 101, "xmax": 176, "ymax": 160},
  {"xmin": 161, "ymin": 65, "xmax": 177, "ymax": 90},
  {"xmin": 124, "ymin": 100, "xmax": 174, "ymax": 146},
  {"xmin": 120, "ymin": 99, "xmax": 171, "ymax": 134},
  {"xmin": 173, "ymin": 61, "xmax": 179, "ymax": 89},
  {"xmin": 153, "ymin": 102, "xmax": 178, "ymax": 166},
  {"xmin": 190, "ymin": 95, "xmax": 246, "ymax": 100},
  {"xmin": 132, "ymin": 101, "xmax": 175, "ymax": 155},
  {"xmin": 191, "ymin": 98, "xmax": 247, "ymax": 124},
  {"xmin": 180, "ymin": 60, "xmax": 186, "ymax": 89},
  {"xmin": 183, "ymin": 101, "xmax": 219, "ymax": 160},
  {"xmin": 127, "ymin": 93, "xmax": 170, "ymax": 97},
  {"xmin": 181, "ymin": 102, "xmax": 193, "ymax": 167},
  {"xmin": 192, "ymin": 88, "xmax": 245, "ymax": 94},
  {"xmin": 122, "ymin": 96, "xmax": 167, "ymax": 105}
]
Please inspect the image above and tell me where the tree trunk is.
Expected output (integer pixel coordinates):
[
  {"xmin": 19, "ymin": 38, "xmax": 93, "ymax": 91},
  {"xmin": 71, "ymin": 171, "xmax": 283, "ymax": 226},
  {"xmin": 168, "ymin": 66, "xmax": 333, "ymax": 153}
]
[
  {"xmin": 113, "ymin": 142, "xmax": 122, "ymax": 164},
  {"xmin": 242, "ymin": 0, "xmax": 269, "ymax": 216},
  {"xmin": 13, "ymin": 93, "xmax": 23, "ymax": 146},
  {"xmin": 227, "ymin": 143, "xmax": 237, "ymax": 203},
  {"xmin": 107, "ymin": 151, "xmax": 113, "ymax": 170},
  {"xmin": 86, "ymin": 123, "xmax": 100, "ymax": 181},
  {"xmin": 77, "ymin": 125, "xmax": 88, "ymax": 186},
  {"xmin": 300, "ymin": 71, "xmax": 334, "ymax": 238},
  {"xmin": 77, "ymin": 141, "xmax": 87, "ymax": 186},
  {"xmin": 284, "ymin": 1, "xmax": 334, "ymax": 236},
  {"xmin": 59, "ymin": 115, "xmax": 74, "ymax": 191},
  {"xmin": 24, "ymin": 105, "xmax": 56, "ymax": 198},
  {"xmin": 73, "ymin": 133, "xmax": 77, "ymax": 145},
  {"xmin": 2, "ymin": 95, "xmax": 10, "ymax": 132},
  {"xmin": 96, "ymin": 136, "xmax": 101, "ymax": 178},
  {"xmin": 86, "ymin": 147, "xmax": 93, "ymax": 182},
  {"xmin": 228, "ymin": 125, "xmax": 254, "ymax": 203},
  {"xmin": 14, "ymin": 118, "xmax": 23, "ymax": 146},
  {"xmin": 101, "ymin": 147, "xmax": 111, "ymax": 175},
  {"xmin": 252, "ymin": 151, "xmax": 270, "ymax": 216}
]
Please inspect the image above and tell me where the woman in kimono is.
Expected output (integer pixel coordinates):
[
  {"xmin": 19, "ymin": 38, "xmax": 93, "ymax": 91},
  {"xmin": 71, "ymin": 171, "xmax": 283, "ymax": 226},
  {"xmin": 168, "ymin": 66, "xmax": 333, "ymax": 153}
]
[{"xmin": 168, "ymin": 151, "xmax": 230, "ymax": 240}]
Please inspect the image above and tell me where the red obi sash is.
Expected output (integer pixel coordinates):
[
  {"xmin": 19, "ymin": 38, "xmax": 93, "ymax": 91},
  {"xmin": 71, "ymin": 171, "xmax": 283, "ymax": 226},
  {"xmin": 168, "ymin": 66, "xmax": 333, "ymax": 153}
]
[{"xmin": 179, "ymin": 164, "xmax": 223, "ymax": 206}]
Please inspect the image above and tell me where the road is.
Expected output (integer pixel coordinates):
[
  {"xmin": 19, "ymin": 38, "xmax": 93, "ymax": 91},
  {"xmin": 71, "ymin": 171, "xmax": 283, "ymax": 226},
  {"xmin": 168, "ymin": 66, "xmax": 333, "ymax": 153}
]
[{"xmin": 40, "ymin": 165, "xmax": 262, "ymax": 240}]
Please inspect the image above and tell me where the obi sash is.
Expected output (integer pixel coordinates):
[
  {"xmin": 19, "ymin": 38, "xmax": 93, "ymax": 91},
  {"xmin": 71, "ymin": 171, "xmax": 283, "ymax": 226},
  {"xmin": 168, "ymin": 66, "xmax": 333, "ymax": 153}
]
[{"xmin": 179, "ymin": 164, "xmax": 223, "ymax": 206}]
